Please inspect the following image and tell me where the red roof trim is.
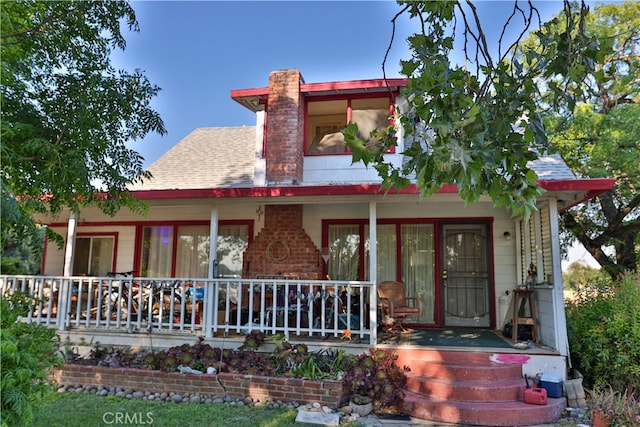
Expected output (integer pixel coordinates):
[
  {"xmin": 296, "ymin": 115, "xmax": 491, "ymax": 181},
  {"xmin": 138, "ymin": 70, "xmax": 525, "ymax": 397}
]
[
  {"xmin": 230, "ymin": 78, "xmax": 410, "ymax": 100},
  {"xmin": 538, "ymin": 178, "xmax": 615, "ymax": 192},
  {"xmin": 230, "ymin": 87, "xmax": 267, "ymax": 98},
  {"xmin": 131, "ymin": 178, "xmax": 614, "ymax": 201},
  {"xmin": 300, "ymin": 78, "xmax": 409, "ymax": 93}
]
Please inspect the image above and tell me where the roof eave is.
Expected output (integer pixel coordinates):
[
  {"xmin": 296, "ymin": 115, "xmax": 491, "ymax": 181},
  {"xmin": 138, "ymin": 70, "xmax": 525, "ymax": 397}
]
[
  {"xmin": 230, "ymin": 78, "xmax": 410, "ymax": 113},
  {"xmin": 131, "ymin": 178, "xmax": 615, "ymax": 206}
]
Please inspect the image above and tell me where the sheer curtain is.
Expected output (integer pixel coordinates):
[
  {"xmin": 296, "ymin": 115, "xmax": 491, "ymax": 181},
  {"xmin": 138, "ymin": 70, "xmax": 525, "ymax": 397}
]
[
  {"xmin": 176, "ymin": 225, "xmax": 210, "ymax": 278},
  {"xmin": 364, "ymin": 224, "xmax": 396, "ymax": 282},
  {"xmin": 140, "ymin": 226, "xmax": 173, "ymax": 277},
  {"xmin": 401, "ymin": 224, "xmax": 435, "ymax": 323},
  {"xmin": 328, "ymin": 225, "xmax": 360, "ymax": 280},
  {"xmin": 216, "ymin": 224, "xmax": 248, "ymax": 278}
]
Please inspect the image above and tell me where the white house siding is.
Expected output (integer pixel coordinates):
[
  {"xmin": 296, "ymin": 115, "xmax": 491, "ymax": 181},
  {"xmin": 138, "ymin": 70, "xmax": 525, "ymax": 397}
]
[
  {"xmin": 303, "ymin": 153, "xmax": 405, "ymax": 184},
  {"xmin": 535, "ymin": 287, "xmax": 557, "ymax": 347}
]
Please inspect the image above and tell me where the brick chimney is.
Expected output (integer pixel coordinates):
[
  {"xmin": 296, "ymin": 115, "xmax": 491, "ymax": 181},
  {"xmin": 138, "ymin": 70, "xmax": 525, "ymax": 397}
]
[
  {"xmin": 265, "ymin": 69, "xmax": 305, "ymax": 186},
  {"xmin": 243, "ymin": 205, "xmax": 322, "ymax": 280}
]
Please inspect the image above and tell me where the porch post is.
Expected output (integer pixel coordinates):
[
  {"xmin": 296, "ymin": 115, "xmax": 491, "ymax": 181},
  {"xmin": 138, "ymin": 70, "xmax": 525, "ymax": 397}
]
[
  {"xmin": 368, "ymin": 201, "xmax": 377, "ymax": 346},
  {"xmin": 523, "ymin": 217, "xmax": 532, "ymax": 281},
  {"xmin": 205, "ymin": 207, "xmax": 219, "ymax": 338},
  {"xmin": 515, "ymin": 220, "xmax": 523, "ymax": 285},
  {"xmin": 533, "ymin": 210, "xmax": 544, "ymax": 284},
  {"xmin": 548, "ymin": 198, "xmax": 570, "ymax": 357},
  {"xmin": 58, "ymin": 210, "xmax": 77, "ymax": 330}
]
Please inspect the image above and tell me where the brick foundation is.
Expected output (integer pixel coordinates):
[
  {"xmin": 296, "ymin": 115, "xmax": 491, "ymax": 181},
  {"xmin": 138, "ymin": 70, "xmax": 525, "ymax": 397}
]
[{"xmin": 53, "ymin": 365, "xmax": 347, "ymax": 408}]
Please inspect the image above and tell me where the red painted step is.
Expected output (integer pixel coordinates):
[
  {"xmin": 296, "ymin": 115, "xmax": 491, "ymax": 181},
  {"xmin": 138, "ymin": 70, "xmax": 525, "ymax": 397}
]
[
  {"xmin": 408, "ymin": 360, "xmax": 523, "ymax": 381},
  {"xmin": 406, "ymin": 372, "xmax": 525, "ymax": 402},
  {"xmin": 392, "ymin": 349, "xmax": 566, "ymax": 426},
  {"xmin": 401, "ymin": 391, "xmax": 566, "ymax": 426}
]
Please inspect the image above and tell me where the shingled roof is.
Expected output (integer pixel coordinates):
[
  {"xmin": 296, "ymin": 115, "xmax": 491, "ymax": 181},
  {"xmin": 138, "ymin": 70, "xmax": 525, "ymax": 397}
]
[
  {"xmin": 129, "ymin": 125, "xmax": 576, "ymax": 192},
  {"xmin": 528, "ymin": 153, "xmax": 577, "ymax": 180},
  {"xmin": 129, "ymin": 127, "xmax": 256, "ymax": 191}
]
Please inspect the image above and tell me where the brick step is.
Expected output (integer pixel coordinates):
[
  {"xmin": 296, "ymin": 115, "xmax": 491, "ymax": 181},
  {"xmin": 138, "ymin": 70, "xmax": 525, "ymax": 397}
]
[
  {"xmin": 408, "ymin": 360, "xmax": 523, "ymax": 382},
  {"xmin": 400, "ymin": 390, "xmax": 566, "ymax": 426},
  {"xmin": 405, "ymin": 372, "xmax": 525, "ymax": 402}
]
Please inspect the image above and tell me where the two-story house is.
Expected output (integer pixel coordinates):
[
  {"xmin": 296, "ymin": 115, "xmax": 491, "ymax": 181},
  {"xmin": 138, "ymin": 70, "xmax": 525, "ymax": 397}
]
[{"xmin": 3, "ymin": 68, "xmax": 614, "ymax": 424}]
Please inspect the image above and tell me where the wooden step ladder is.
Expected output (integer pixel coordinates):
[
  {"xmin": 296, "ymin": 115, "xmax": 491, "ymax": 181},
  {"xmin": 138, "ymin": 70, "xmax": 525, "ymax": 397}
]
[{"xmin": 511, "ymin": 289, "xmax": 538, "ymax": 342}]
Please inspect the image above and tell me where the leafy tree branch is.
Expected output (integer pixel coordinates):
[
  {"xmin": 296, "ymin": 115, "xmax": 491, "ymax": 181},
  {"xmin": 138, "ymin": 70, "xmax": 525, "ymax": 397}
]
[
  {"xmin": 1, "ymin": 1, "xmax": 165, "ymax": 254},
  {"xmin": 346, "ymin": 0, "xmax": 596, "ymax": 220}
]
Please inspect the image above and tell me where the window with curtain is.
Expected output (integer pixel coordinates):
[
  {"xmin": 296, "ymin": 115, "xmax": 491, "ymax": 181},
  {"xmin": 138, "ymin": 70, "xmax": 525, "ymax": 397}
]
[
  {"xmin": 139, "ymin": 223, "xmax": 250, "ymax": 278},
  {"xmin": 216, "ymin": 224, "xmax": 249, "ymax": 278},
  {"xmin": 326, "ymin": 221, "xmax": 436, "ymax": 324},
  {"xmin": 364, "ymin": 224, "xmax": 397, "ymax": 282},
  {"xmin": 327, "ymin": 224, "xmax": 360, "ymax": 280},
  {"xmin": 401, "ymin": 224, "xmax": 435, "ymax": 323},
  {"xmin": 140, "ymin": 226, "xmax": 173, "ymax": 277},
  {"xmin": 175, "ymin": 225, "xmax": 210, "ymax": 278}
]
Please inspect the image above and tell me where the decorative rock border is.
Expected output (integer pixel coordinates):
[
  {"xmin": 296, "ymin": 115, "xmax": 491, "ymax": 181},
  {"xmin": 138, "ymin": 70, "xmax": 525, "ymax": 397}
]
[{"xmin": 53, "ymin": 364, "xmax": 348, "ymax": 409}]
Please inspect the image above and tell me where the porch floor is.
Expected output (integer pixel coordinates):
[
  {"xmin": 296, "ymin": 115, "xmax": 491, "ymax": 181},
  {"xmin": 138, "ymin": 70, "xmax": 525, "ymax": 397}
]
[
  {"xmin": 60, "ymin": 325, "xmax": 559, "ymax": 357},
  {"xmin": 377, "ymin": 327, "xmax": 560, "ymax": 355}
]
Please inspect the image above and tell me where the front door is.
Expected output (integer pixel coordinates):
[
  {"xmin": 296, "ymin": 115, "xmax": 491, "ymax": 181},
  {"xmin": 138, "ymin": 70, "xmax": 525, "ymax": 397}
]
[{"xmin": 441, "ymin": 224, "xmax": 491, "ymax": 327}]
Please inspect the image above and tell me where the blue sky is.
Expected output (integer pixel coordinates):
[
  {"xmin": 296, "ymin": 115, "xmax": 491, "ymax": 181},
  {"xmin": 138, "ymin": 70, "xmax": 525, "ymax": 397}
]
[{"xmin": 112, "ymin": 0, "xmax": 575, "ymax": 167}]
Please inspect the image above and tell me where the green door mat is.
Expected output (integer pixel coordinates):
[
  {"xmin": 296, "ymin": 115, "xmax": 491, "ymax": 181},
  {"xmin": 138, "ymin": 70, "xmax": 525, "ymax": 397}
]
[{"xmin": 396, "ymin": 328, "xmax": 513, "ymax": 348}]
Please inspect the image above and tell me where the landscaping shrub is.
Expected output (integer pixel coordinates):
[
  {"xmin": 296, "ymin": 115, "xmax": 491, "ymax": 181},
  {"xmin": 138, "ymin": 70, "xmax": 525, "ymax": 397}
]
[
  {"xmin": 1, "ymin": 292, "xmax": 63, "ymax": 427},
  {"xmin": 342, "ymin": 348, "xmax": 409, "ymax": 411},
  {"xmin": 566, "ymin": 272, "xmax": 640, "ymax": 392},
  {"xmin": 69, "ymin": 333, "xmax": 356, "ymax": 382}
]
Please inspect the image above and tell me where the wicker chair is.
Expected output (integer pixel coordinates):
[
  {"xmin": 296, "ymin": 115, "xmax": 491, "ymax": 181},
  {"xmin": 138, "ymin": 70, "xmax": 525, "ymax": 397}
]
[{"xmin": 377, "ymin": 281, "xmax": 423, "ymax": 332}]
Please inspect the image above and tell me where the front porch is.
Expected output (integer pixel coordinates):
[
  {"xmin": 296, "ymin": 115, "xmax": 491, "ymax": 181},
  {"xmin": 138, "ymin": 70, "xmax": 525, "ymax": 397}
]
[
  {"xmin": 4, "ymin": 273, "xmax": 571, "ymax": 425},
  {"xmin": 1, "ymin": 275, "xmax": 376, "ymax": 345},
  {"xmin": 2, "ymin": 274, "xmax": 563, "ymax": 362}
]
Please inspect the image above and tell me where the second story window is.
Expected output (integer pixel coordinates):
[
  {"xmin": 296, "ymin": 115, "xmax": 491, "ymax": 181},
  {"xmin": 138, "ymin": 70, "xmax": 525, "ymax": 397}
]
[{"xmin": 306, "ymin": 96, "xmax": 392, "ymax": 155}]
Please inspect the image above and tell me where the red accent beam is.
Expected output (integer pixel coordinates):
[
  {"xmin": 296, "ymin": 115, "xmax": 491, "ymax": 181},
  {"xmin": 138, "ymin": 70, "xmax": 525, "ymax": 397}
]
[{"xmin": 131, "ymin": 178, "xmax": 615, "ymax": 201}]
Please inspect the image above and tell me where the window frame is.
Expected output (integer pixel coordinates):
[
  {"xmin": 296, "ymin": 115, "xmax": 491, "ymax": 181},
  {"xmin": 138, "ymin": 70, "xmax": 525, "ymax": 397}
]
[
  {"xmin": 72, "ymin": 232, "xmax": 118, "ymax": 276},
  {"xmin": 134, "ymin": 220, "xmax": 253, "ymax": 278},
  {"xmin": 304, "ymin": 93, "xmax": 396, "ymax": 156}
]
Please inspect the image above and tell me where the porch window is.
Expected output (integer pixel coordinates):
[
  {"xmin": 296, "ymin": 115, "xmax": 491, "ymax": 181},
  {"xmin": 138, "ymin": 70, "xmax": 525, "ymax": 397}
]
[
  {"xmin": 400, "ymin": 224, "xmax": 435, "ymax": 324},
  {"xmin": 326, "ymin": 221, "xmax": 436, "ymax": 324},
  {"xmin": 216, "ymin": 224, "xmax": 249, "ymax": 278},
  {"xmin": 139, "ymin": 223, "xmax": 249, "ymax": 278},
  {"xmin": 327, "ymin": 224, "xmax": 360, "ymax": 280},
  {"xmin": 72, "ymin": 236, "xmax": 114, "ymax": 276},
  {"xmin": 364, "ymin": 224, "xmax": 397, "ymax": 282},
  {"xmin": 176, "ymin": 225, "xmax": 210, "ymax": 278},
  {"xmin": 140, "ymin": 226, "xmax": 173, "ymax": 277},
  {"xmin": 306, "ymin": 96, "xmax": 392, "ymax": 155}
]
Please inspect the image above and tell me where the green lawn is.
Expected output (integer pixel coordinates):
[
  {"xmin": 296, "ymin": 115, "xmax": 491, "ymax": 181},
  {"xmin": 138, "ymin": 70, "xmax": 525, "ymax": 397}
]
[{"xmin": 31, "ymin": 393, "xmax": 318, "ymax": 427}]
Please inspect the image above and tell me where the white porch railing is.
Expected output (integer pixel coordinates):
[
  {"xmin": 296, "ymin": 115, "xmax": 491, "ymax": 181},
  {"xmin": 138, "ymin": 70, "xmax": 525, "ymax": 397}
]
[{"xmin": 1, "ymin": 275, "xmax": 376, "ymax": 345}]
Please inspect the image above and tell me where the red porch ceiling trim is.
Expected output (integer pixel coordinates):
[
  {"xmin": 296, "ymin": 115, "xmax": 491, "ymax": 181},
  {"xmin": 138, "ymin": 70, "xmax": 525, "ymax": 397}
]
[{"xmin": 131, "ymin": 178, "xmax": 615, "ymax": 201}]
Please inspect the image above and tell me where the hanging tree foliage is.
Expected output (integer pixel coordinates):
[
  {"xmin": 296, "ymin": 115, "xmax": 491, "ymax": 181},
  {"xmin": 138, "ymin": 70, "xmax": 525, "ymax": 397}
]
[
  {"xmin": 1, "ymin": 1, "xmax": 166, "ymax": 251},
  {"xmin": 344, "ymin": 0, "xmax": 604, "ymax": 220},
  {"xmin": 535, "ymin": 2, "xmax": 639, "ymax": 276}
]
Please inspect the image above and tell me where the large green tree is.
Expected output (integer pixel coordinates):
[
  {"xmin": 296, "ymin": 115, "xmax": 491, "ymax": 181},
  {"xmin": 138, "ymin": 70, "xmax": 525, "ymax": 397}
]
[
  {"xmin": 1, "ymin": 1, "xmax": 165, "ymax": 252},
  {"xmin": 540, "ymin": 2, "xmax": 639, "ymax": 277},
  {"xmin": 344, "ymin": 0, "xmax": 605, "ymax": 220}
]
